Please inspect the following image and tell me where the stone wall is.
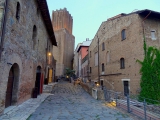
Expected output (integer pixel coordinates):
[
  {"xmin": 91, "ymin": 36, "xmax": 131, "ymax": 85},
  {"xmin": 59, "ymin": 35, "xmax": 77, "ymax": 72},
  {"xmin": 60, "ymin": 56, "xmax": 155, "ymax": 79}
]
[
  {"xmin": 80, "ymin": 82, "xmax": 105, "ymax": 100},
  {"xmin": 0, "ymin": 0, "xmax": 53, "ymax": 114},
  {"xmin": 52, "ymin": 8, "xmax": 73, "ymax": 35},
  {"xmin": 52, "ymin": 8, "xmax": 75, "ymax": 77},
  {"xmin": 0, "ymin": 0, "xmax": 5, "ymax": 42},
  {"xmin": 53, "ymin": 28, "xmax": 75, "ymax": 77}
]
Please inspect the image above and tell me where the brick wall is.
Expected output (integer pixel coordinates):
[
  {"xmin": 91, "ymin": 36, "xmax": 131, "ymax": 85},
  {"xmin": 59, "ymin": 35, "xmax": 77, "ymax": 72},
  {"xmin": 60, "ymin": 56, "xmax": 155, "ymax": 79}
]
[{"xmin": 89, "ymin": 13, "xmax": 160, "ymax": 95}]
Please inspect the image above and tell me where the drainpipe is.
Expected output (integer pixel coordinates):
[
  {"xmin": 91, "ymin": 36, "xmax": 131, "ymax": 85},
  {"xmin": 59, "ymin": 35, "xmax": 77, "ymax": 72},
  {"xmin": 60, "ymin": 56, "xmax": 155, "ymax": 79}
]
[
  {"xmin": 0, "ymin": 0, "xmax": 8, "ymax": 61},
  {"xmin": 97, "ymin": 35, "xmax": 100, "ymax": 85},
  {"xmin": 141, "ymin": 11, "xmax": 151, "ymax": 57}
]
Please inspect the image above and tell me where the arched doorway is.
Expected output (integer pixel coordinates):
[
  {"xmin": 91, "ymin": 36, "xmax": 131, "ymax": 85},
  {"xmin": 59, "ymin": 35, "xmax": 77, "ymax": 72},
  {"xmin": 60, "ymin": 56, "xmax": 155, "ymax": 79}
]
[
  {"xmin": 35, "ymin": 66, "xmax": 41, "ymax": 95},
  {"xmin": 5, "ymin": 63, "xmax": 19, "ymax": 108}
]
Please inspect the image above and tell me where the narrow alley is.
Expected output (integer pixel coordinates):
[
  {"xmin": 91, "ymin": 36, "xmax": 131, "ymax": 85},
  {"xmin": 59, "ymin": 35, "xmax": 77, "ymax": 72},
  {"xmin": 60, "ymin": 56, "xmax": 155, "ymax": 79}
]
[
  {"xmin": 27, "ymin": 80, "xmax": 133, "ymax": 120},
  {"xmin": 0, "ymin": 79, "xmax": 137, "ymax": 120}
]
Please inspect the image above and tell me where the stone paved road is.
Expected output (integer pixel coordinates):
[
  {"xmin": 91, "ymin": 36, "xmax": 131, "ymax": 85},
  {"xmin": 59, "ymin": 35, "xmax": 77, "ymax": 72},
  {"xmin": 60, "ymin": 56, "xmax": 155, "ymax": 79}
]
[{"xmin": 28, "ymin": 80, "xmax": 134, "ymax": 120}]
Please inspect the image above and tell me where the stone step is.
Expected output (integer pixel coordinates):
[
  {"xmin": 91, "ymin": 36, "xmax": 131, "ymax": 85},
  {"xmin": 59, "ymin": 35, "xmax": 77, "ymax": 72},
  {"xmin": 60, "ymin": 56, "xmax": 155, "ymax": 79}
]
[{"xmin": 43, "ymin": 83, "xmax": 57, "ymax": 93}]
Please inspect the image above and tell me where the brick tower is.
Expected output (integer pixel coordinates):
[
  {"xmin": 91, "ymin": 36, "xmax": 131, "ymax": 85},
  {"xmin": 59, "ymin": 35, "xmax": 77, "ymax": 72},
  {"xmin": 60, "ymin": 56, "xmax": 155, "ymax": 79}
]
[{"xmin": 52, "ymin": 8, "xmax": 75, "ymax": 77}]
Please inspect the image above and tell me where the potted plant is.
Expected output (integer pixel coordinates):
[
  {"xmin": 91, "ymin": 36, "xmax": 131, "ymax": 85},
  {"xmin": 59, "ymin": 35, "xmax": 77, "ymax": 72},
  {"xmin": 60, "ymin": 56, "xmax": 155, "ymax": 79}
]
[{"xmin": 65, "ymin": 68, "xmax": 75, "ymax": 82}]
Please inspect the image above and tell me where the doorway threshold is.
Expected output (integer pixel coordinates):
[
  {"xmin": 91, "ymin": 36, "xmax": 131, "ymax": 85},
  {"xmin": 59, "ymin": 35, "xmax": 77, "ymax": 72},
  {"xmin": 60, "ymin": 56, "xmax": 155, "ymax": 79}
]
[{"xmin": 4, "ymin": 106, "xmax": 16, "ymax": 114}]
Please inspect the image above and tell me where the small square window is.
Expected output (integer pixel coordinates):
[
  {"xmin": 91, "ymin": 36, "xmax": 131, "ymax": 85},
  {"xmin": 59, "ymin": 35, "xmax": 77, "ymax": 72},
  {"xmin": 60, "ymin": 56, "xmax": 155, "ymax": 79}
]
[{"xmin": 94, "ymin": 52, "xmax": 98, "ymax": 66}]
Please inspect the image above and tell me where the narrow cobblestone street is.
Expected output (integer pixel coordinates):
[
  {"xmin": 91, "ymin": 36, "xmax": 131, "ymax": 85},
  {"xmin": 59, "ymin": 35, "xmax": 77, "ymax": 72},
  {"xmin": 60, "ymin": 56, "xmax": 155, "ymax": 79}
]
[{"xmin": 27, "ymin": 80, "xmax": 134, "ymax": 120}]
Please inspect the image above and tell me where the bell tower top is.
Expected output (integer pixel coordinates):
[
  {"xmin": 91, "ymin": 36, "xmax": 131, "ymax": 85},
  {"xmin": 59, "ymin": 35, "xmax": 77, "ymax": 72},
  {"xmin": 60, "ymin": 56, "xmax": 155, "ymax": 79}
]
[{"xmin": 52, "ymin": 8, "xmax": 73, "ymax": 34}]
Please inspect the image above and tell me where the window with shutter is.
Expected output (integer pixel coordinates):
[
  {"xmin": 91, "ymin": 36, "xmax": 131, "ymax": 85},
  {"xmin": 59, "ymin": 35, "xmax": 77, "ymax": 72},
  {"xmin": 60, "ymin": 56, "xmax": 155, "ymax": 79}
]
[
  {"xmin": 121, "ymin": 29, "xmax": 126, "ymax": 40},
  {"xmin": 102, "ymin": 42, "xmax": 105, "ymax": 51},
  {"xmin": 95, "ymin": 52, "xmax": 98, "ymax": 66},
  {"xmin": 151, "ymin": 31, "xmax": 156, "ymax": 40},
  {"xmin": 120, "ymin": 58, "xmax": 125, "ymax": 69},
  {"xmin": 90, "ymin": 67, "xmax": 92, "ymax": 73},
  {"xmin": 102, "ymin": 63, "xmax": 105, "ymax": 72}
]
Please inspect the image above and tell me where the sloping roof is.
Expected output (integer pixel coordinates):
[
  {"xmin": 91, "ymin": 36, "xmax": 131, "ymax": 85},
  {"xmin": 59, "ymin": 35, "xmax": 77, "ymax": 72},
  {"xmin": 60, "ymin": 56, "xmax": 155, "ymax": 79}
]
[
  {"xmin": 76, "ymin": 40, "xmax": 92, "ymax": 52},
  {"xmin": 133, "ymin": 9, "xmax": 160, "ymax": 19},
  {"xmin": 77, "ymin": 45, "xmax": 89, "ymax": 52},
  {"xmin": 37, "ymin": 0, "xmax": 57, "ymax": 46},
  {"xmin": 107, "ymin": 13, "xmax": 126, "ymax": 21},
  {"xmin": 108, "ymin": 9, "xmax": 160, "ymax": 21}
]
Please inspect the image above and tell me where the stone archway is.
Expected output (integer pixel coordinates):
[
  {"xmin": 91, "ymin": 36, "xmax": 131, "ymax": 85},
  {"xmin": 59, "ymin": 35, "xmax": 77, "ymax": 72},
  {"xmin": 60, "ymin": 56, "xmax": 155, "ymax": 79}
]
[{"xmin": 5, "ymin": 63, "xmax": 19, "ymax": 108}]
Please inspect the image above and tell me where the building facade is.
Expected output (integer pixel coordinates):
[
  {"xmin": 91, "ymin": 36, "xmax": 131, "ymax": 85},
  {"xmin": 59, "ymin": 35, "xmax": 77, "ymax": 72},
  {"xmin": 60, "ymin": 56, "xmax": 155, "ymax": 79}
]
[
  {"xmin": 52, "ymin": 8, "xmax": 75, "ymax": 77},
  {"xmin": 0, "ymin": 0, "xmax": 57, "ymax": 114},
  {"xmin": 89, "ymin": 9, "xmax": 160, "ymax": 95},
  {"xmin": 74, "ymin": 39, "xmax": 91, "ymax": 78},
  {"xmin": 74, "ymin": 43, "xmax": 82, "ymax": 77},
  {"xmin": 81, "ymin": 54, "xmax": 89, "ymax": 82}
]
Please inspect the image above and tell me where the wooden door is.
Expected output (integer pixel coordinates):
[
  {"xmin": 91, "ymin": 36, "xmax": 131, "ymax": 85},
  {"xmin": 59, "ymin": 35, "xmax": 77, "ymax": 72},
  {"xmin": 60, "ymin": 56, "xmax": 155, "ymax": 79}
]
[
  {"xmin": 35, "ymin": 73, "xmax": 41, "ymax": 95},
  {"xmin": 40, "ymin": 73, "xmax": 44, "ymax": 94},
  {"xmin": 5, "ymin": 68, "xmax": 14, "ymax": 108},
  {"xmin": 48, "ymin": 69, "xmax": 52, "ymax": 83},
  {"xmin": 123, "ymin": 81, "xmax": 129, "ymax": 96}
]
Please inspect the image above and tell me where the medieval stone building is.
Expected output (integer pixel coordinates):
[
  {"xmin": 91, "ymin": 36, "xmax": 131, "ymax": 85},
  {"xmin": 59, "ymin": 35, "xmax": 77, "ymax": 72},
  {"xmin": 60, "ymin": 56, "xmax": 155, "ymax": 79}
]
[
  {"xmin": 52, "ymin": 8, "xmax": 75, "ymax": 77},
  {"xmin": 89, "ymin": 9, "xmax": 160, "ymax": 95},
  {"xmin": 0, "ymin": 0, "xmax": 57, "ymax": 114}
]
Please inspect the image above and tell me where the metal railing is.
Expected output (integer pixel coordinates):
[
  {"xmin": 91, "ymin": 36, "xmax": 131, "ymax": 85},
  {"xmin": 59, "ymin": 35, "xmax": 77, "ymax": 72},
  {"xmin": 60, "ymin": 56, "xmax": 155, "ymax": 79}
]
[{"xmin": 103, "ymin": 89, "xmax": 160, "ymax": 120}]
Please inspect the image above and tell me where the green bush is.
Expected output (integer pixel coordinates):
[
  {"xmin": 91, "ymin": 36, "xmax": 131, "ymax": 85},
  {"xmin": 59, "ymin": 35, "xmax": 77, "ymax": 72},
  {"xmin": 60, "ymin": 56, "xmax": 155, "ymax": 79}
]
[{"xmin": 137, "ymin": 40, "xmax": 160, "ymax": 104}]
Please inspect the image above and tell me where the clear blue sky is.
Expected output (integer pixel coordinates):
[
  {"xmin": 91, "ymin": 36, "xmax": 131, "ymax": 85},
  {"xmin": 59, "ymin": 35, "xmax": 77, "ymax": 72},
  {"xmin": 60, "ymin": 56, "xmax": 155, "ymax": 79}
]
[{"xmin": 46, "ymin": 0, "xmax": 160, "ymax": 48}]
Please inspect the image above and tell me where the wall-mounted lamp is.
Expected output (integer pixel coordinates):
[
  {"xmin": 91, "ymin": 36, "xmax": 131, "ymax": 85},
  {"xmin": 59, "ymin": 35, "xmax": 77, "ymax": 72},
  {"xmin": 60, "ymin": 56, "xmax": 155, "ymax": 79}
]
[
  {"xmin": 48, "ymin": 52, "xmax": 51, "ymax": 56},
  {"xmin": 96, "ymin": 83, "xmax": 100, "ymax": 87}
]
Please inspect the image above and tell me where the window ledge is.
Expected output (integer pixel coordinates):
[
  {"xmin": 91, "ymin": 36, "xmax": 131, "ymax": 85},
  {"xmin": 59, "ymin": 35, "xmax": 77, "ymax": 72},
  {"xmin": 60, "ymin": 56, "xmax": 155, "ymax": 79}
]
[
  {"xmin": 121, "ymin": 38, "xmax": 126, "ymax": 41},
  {"xmin": 151, "ymin": 38, "xmax": 157, "ymax": 40},
  {"xmin": 120, "ymin": 67, "xmax": 125, "ymax": 69}
]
